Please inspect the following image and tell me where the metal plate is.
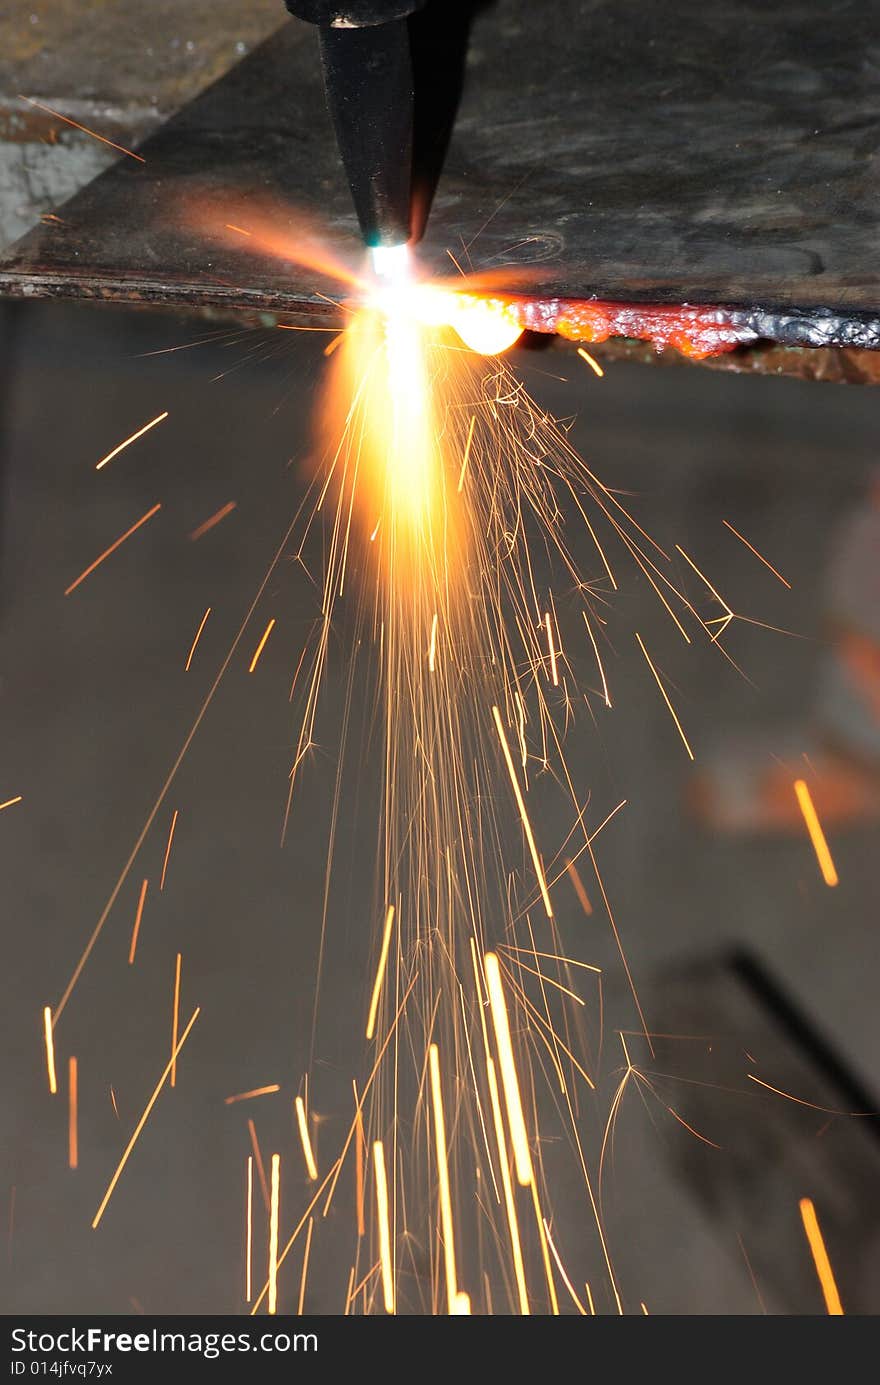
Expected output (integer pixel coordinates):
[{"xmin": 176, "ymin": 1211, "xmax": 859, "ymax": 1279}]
[{"xmin": 0, "ymin": 2, "xmax": 878, "ymax": 351}]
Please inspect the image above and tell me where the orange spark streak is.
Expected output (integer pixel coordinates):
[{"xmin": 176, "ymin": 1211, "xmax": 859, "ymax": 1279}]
[
  {"xmin": 185, "ymin": 607, "xmax": 211, "ymax": 670},
  {"xmin": 564, "ymin": 857, "xmax": 593, "ymax": 915},
  {"xmin": 582, "ymin": 611, "xmax": 611, "ymax": 706},
  {"xmin": 635, "ymin": 633, "xmax": 694, "ymax": 760},
  {"xmin": 543, "ymin": 1219, "xmax": 586, "ymax": 1314},
  {"xmin": 492, "ymin": 705, "xmax": 553, "ymax": 917},
  {"xmin": 297, "ymin": 1216, "xmax": 314, "ymax": 1314},
  {"xmin": 159, "ymin": 810, "xmax": 178, "ymax": 890},
  {"xmin": 95, "ymin": 411, "xmax": 168, "ymax": 470},
  {"xmin": 365, "ymin": 904, "xmax": 395, "ymax": 1040},
  {"xmin": 68, "ymin": 1057, "xmax": 78, "ymax": 1169},
  {"xmin": 170, "ymin": 953, "xmax": 182, "ymax": 1087},
  {"xmin": 545, "ymin": 612, "xmax": 559, "ymax": 686},
  {"xmin": 268, "ymin": 1154, "xmax": 281, "ymax": 1315},
  {"xmin": 0, "ymin": 796, "xmax": 22, "ymax": 812},
  {"xmin": 428, "ymin": 1045, "xmax": 460, "ymax": 1314},
  {"xmin": 584, "ymin": 1282, "xmax": 595, "ymax": 1315},
  {"xmin": 248, "ymin": 1119, "xmax": 270, "ymax": 1211},
  {"xmin": 794, "ymin": 779, "xmax": 839, "ymax": 887},
  {"xmin": 483, "ymin": 954, "xmax": 533, "ymax": 1187},
  {"xmin": 428, "ymin": 613, "xmax": 439, "ymax": 672},
  {"xmin": 577, "ymin": 347, "xmax": 605, "ymax": 378},
  {"xmin": 354, "ymin": 1084, "xmax": 365, "ymax": 1236},
  {"xmin": 457, "ymin": 414, "xmax": 476, "ymax": 492},
  {"xmin": 64, "ymin": 503, "xmax": 161, "ymax": 596},
  {"xmin": 246, "ymin": 1155, "xmax": 253, "ymax": 1303},
  {"xmin": 723, "ymin": 520, "xmax": 791, "ymax": 588},
  {"xmin": 188, "ymin": 501, "xmax": 236, "ymax": 542},
  {"xmin": 92, "ymin": 1008, "xmax": 199, "ymax": 1228},
  {"xmin": 18, "ymin": 95, "xmax": 146, "ymax": 162},
  {"xmin": 225, "ymin": 1085, "xmax": 281, "ymax": 1106},
  {"xmin": 226, "ymin": 224, "xmax": 252, "ymax": 236},
  {"xmin": 128, "ymin": 879, "xmax": 148, "ymax": 964},
  {"xmin": 110, "ymin": 1087, "xmax": 119, "ymax": 1120},
  {"xmin": 799, "ymin": 1198, "xmax": 844, "ymax": 1314},
  {"xmin": 43, "ymin": 1007, "xmax": 57, "ymax": 1094},
  {"xmin": 248, "ymin": 618, "xmax": 276, "ymax": 673},
  {"xmin": 373, "ymin": 1141, "xmax": 395, "ymax": 1313},
  {"xmin": 486, "ymin": 1057, "xmax": 529, "ymax": 1314},
  {"xmin": 295, "ymin": 1096, "xmax": 318, "ymax": 1180}
]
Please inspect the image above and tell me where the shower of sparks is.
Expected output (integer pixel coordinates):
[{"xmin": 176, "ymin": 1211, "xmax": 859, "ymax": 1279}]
[
  {"xmin": 248, "ymin": 618, "xmax": 276, "ymax": 673},
  {"xmin": 43, "ymin": 1006, "xmax": 57, "ymax": 1095},
  {"xmin": 68, "ymin": 1057, "xmax": 78, "ymax": 1170},
  {"xmin": 577, "ymin": 347, "xmax": 605, "ymax": 378},
  {"xmin": 0, "ymin": 795, "xmax": 22, "ymax": 812},
  {"xmin": 159, "ymin": 809, "xmax": 179, "ymax": 890},
  {"xmin": 373, "ymin": 1141, "xmax": 394, "ymax": 1313},
  {"xmin": 722, "ymin": 520, "xmax": 791, "ymax": 588},
  {"xmin": 189, "ymin": 501, "xmax": 237, "ymax": 542},
  {"xmin": 246, "ymin": 1156, "xmax": 254, "ymax": 1303},
  {"xmin": 128, "ymin": 878, "xmax": 148, "ymax": 964},
  {"xmin": 793, "ymin": 779, "xmax": 839, "ymax": 887},
  {"xmin": 92, "ymin": 1007, "xmax": 200, "ymax": 1229},
  {"xmin": 429, "ymin": 1044, "xmax": 461, "ymax": 1313},
  {"xmin": 94, "ymin": 411, "xmax": 168, "ymax": 470},
  {"xmin": 225, "ymin": 1085, "xmax": 281, "ymax": 1106},
  {"xmin": 170, "ymin": 953, "xmax": 182, "ymax": 1087},
  {"xmin": 17, "ymin": 95, "xmax": 146, "ymax": 163},
  {"xmin": 185, "ymin": 607, "xmax": 212, "ymax": 670},
  {"xmin": 294, "ymin": 1095, "xmax": 318, "ymax": 1181},
  {"xmin": 799, "ymin": 1197, "xmax": 844, "ymax": 1314},
  {"xmin": 635, "ymin": 632, "xmax": 695, "ymax": 760},
  {"xmin": 365, "ymin": 904, "xmax": 395, "ymax": 1040},
  {"xmin": 268, "ymin": 1154, "xmax": 281, "ymax": 1315},
  {"xmin": 64, "ymin": 503, "xmax": 161, "ymax": 596}
]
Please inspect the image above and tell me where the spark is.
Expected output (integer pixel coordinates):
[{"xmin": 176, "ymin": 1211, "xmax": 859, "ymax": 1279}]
[
  {"xmin": 226, "ymin": 224, "xmax": 252, "ymax": 236},
  {"xmin": 248, "ymin": 1119, "xmax": 270, "ymax": 1211},
  {"xmin": 452, "ymin": 1293, "xmax": 471, "ymax": 1314},
  {"xmin": 297, "ymin": 1216, "xmax": 314, "ymax": 1314},
  {"xmin": 246, "ymin": 1156, "xmax": 254, "ymax": 1303},
  {"xmin": 799, "ymin": 1197, "xmax": 844, "ymax": 1314},
  {"xmin": 564, "ymin": 857, "xmax": 593, "ymax": 915},
  {"xmin": 170, "ymin": 953, "xmax": 182, "ymax": 1087},
  {"xmin": 545, "ymin": 611, "xmax": 560, "ymax": 686},
  {"xmin": 68, "ymin": 1057, "xmax": 78, "ymax": 1170},
  {"xmin": 128, "ymin": 879, "xmax": 148, "ymax": 964},
  {"xmin": 43, "ymin": 1006, "xmax": 57, "ymax": 1095},
  {"xmin": 94, "ymin": 411, "xmax": 168, "ymax": 470},
  {"xmin": 365, "ymin": 904, "xmax": 395, "ymax": 1040},
  {"xmin": 484, "ymin": 953, "xmax": 533, "ymax": 1187},
  {"xmin": 295, "ymin": 1095, "xmax": 318, "ymax": 1180},
  {"xmin": 428, "ymin": 613, "xmax": 439, "ymax": 672},
  {"xmin": 354, "ymin": 1087, "xmax": 365, "ymax": 1236},
  {"xmin": 543, "ymin": 1220, "xmax": 586, "ymax": 1314},
  {"xmin": 159, "ymin": 810, "xmax": 179, "ymax": 891},
  {"xmin": 794, "ymin": 779, "xmax": 839, "ymax": 887},
  {"xmin": 64, "ymin": 503, "xmax": 161, "ymax": 596},
  {"xmin": 18, "ymin": 95, "xmax": 146, "ymax": 162},
  {"xmin": 582, "ymin": 610, "xmax": 611, "ymax": 707},
  {"xmin": 248, "ymin": 618, "xmax": 276, "ymax": 673},
  {"xmin": 185, "ymin": 608, "xmax": 212, "ymax": 670},
  {"xmin": 485, "ymin": 1057, "xmax": 529, "ymax": 1314},
  {"xmin": 457, "ymin": 414, "xmax": 476, "ymax": 492},
  {"xmin": 268, "ymin": 1154, "xmax": 281, "ymax": 1315},
  {"xmin": 635, "ymin": 632, "xmax": 694, "ymax": 760},
  {"xmin": 577, "ymin": 347, "xmax": 605, "ymax": 378},
  {"xmin": 0, "ymin": 796, "xmax": 22, "ymax": 812},
  {"xmin": 584, "ymin": 1282, "xmax": 595, "ymax": 1315},
  {"xmin": 188, "ymin": 501, "xmax": 237, "ymax": 542},
  {"xmin": 225, "ymin": 1085, "xmax": 281, "ymax": 1106},
  {"xmin": 492, "ymin": 706, "xmax": 553, "ymax": 917},
  {"xmin": 723, "ymin": 520, "xmax": 791, "ymax": 588},
  {"xmin": 428, "ymin": 1045, "xmax": 461, "ymax": 1313},
  {"xmin": 92, "ymin": 1007, "xmax": 200, "ymax": 1228},
  {"xmin": 373, "ymin": 1141, "xmax": 395, "ymax": 1313}
]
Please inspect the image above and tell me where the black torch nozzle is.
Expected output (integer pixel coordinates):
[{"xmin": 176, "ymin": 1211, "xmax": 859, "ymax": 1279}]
[{"xmin": 286, "ymin": 3, "xmax": 426, "ymax": 249}]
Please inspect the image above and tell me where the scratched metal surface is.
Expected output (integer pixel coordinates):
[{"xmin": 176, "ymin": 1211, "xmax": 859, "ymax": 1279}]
[{"xmin": 0, "ymin": 1, "xmax": 878, "ymax": 355}]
